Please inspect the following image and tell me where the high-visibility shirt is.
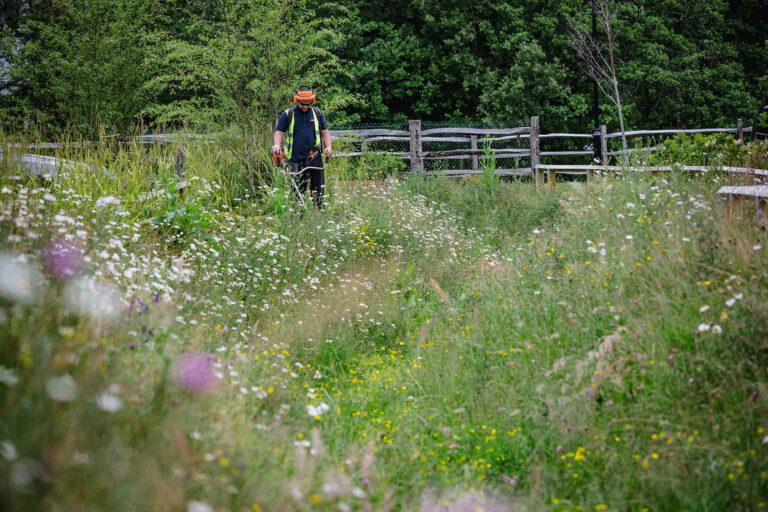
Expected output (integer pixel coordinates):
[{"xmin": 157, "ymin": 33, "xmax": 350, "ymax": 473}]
[{"xmin": 276, "ymin": 106, "xmax": 327, "ymax": 161}]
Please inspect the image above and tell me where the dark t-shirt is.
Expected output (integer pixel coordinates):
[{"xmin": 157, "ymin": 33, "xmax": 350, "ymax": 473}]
[{"xmin": 276, "ymin": 106, "xmax": 328, "ymax": 162}]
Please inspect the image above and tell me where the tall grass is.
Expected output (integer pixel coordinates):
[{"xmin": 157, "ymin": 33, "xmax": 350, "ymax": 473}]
[{"xmin": 0, "ymin": 130, "xmax": 767, "ymax": 511}]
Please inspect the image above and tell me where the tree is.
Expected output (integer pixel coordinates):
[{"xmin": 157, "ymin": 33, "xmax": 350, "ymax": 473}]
[
  {"xmin": 568, "ymin": 0, "xmax": 629, "ymax": 166},
  {"xmin": 0, "ymin": 0, "xmax": 151, "ymax": 137},
  {"xmin": 144, "ymin": 0, "xmax": 346, "ymax": 193},
  {"xmin": 616, "ymin": 0, "xmax": 754, "ymax": 129}
]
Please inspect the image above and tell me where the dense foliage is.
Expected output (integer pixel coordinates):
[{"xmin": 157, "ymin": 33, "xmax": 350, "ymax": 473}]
[{"xmin": 0, "ymin": 0, "xmax": 766, "ymax": 135}]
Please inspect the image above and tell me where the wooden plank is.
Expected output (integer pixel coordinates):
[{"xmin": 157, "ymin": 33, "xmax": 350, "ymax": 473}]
[
  {"xmin": 605, "ymin": 128, "xmax": 739, "ymax": 139},
  {"xmin": 534, "ymin": 164, "xmax": 768, "ymax": 176},
  {"xmin": 329, "ymin": 129, "xmax": 409, "ymax": 137},
  {"xmin": 334, "ymin": 151, "xmax": 409, "ymax": 158},
  {"xmin": 7, "ymin": 152, "xmax": 113, "ymax": 180},
  {"xmin": 470, "ymin": 135, "xmax": 479, "ymax": 171},
  {"xmin": 717, "ymin": 186, "xmax": 768, "ymax": 199},
  {"xmin": 539, "ymin": 133, "xmax": 593, "ymax": 139},
  {"xmin": 423, "ymin": 152, "xmax": 528, "ymax": 161},
  {"xmin": 362, "ymin": 136, "xmax": 409, "ymax": 143},
  {"xmin": 422, "ymin": 168, "xmax": 531, "ymax": 177},
  {"xmin": 331, "ymin": 135, "xmax": 410, "ymax": 143},
  {"xmin": 421, "ymin": 126, "xmax": 530, "ymax": 136},
  {"xmin": 483, "ymin": 133, "xmax": 531, "ymax": 142},
  {"xmin": 422, "ymin": 136, "xmax": 472, "ymax": 143},
  {"xmin": 540, "ymin": 151, "xmax": 594, "ymax": 157},
  {"xmin": 423, "ymin": 148, "xmax": 529, "ymax": 158}
]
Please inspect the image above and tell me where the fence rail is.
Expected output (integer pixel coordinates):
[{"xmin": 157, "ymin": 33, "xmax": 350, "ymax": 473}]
[
  {"xmin": 329, "ymin": 117, "xmax": 761, "ymax": 186},
  {"xmin": 4, "ymin": 117, "xmax": 765, "ymax": 189}
]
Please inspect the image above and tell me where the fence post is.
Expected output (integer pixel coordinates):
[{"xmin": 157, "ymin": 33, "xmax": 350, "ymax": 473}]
[
  {"xmin": 409, "ymin": 120, "xmax": 424, "ymax": 174},
  {"xmin": 737, "ymin": 119, "xmax": 743, "ymax": 142},
  {"xmin": 471, "ymin": 135, "xmax": 479, "ymax": 171},
  {"xmin": 600, "ymin": 125, "xmax": 608, "ymax": 167},
  {"xmin": 530, "ymin": 116, "xmax": 542, "ymax": 187}
]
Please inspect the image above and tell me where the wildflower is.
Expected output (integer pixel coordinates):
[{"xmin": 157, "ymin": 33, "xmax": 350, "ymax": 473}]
[
  {"xmin": 699, "ymin": 305, "xmax": 710, "ymax": 313},
  {"xmin": 95, "ymin": 196, "xmax": 120, "ymax": 207},
  {"xmin": 96, "ymin": 392, "xmax": 123, "ymax": 413},
  {"xmin": 1, "ymin": 440, "xmax": 18, "ymax": 461},
  {"xmin": 697, "ymin": 323, "xmax": 711, "ymax": 332},
  {"xmin": 754, "ymin": 244, "xmax": 763, "ymax": 251},
  {"xmin": 712, "ymin": 325, "xmax": 722, "ymax": 334},
  {"xmin": 0, "ymin": 366, "xmax": 19, "ymax": 386},
  {"xmin": 0, "ymin": 253, "xmax": 39, "ymax": 304},
  {"xmin": 501, "ymin": 475, "xmax": 517, "ymax": 485},
  {"xmin": 64, "ymin": 276, "xmax": 121, "ymax": 321},
  {"xmin": 46, "ymin": 374, "xmax": 77, "ymax": 401},
  {"xmin": 725, "ymin": 298, "xmax": 736, "ymax": 307},
  {"xmin": 173, "ymin": 354, "xmax": 218, "ymax": 393},
  {"xmin": 187, "ymin": 500, "xmax": 215, "ymax": 512},
  {"xmin": 625, "ymin": 235, "xmax": 634, "ymax": 240},
  {"xmin": 307, "ymin": 402, "xmax": 330, "ymax": 417},
  {"xmin": 43, "ymin": 240, "xmax": 82, "ymax": 278}
]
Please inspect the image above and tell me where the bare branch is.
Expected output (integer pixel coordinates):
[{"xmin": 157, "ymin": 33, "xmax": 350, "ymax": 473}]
[{"xmin": 565, "ymin": 0, "xmax": 629, "ymax": 165}]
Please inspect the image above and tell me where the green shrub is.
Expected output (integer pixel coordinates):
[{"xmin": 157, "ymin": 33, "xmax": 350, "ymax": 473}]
[{"xmin": 649, "ymin": 132, "xmax": 768, "ymax": 168}]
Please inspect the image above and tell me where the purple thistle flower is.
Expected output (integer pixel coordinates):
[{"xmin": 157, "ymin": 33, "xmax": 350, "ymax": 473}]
[
  {"xmin": 43, "ymin": 240, "xmax": 82, "ymax": 278},
  {"xmin": 501, "ymin": 475, "xmax": 517, "ymax": 485},
  {"xmin": 173, "ymin": 354, "xmax": 218, "ymax": 393}
]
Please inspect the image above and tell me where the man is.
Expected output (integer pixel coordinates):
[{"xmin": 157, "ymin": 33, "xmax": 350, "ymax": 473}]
[{"xmin": 272, "ymin": 86, "xmax": 333, "ymax": 207}]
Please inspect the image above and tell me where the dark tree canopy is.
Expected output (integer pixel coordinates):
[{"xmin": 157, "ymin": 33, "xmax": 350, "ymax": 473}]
[{"xmin": 0, "ymin": 0, "xmax": 765, "ymax": 136}]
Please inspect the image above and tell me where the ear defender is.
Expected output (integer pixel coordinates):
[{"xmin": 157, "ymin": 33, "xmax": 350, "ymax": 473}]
[{"xmin": 293, "ymin": 87, "xmax": 316, "ymax": 104}]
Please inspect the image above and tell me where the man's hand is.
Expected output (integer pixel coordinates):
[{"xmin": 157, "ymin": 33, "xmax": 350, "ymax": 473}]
[
  {"xmin": 271, "ymin": 145, "xmax": 281, "ymax": 155},
  {"xmin": 323, "ymin": 147, "xmax": 333, "ymax": 158}
]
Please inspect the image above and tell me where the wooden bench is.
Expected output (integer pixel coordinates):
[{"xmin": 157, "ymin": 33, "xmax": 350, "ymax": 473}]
[{"xmin": 717, "ymin": 186, "xmax": 768, "ymax": 220}]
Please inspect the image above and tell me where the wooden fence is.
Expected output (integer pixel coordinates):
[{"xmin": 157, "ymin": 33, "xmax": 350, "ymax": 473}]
[
  {"xmin": 4, "ymin": 117, "xmax": 765, "ymax": 189},
  {"xmin": 330, "ymin": 116, "xmax": 763, "ymax": 187}
]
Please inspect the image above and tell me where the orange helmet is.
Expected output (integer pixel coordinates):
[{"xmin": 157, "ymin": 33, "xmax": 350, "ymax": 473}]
[{"xmin": 293, "ymin": 86, "xmax": 316, "ymax": 104}]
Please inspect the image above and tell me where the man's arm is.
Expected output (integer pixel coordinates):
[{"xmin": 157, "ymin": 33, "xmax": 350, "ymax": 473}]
[
  {"xmin": 272, "ymin": 131, "xmax": 284, "ymax": 155},
  {"xmin": 321, "ymin": 129, "xmax": 332, "ymax": 157}
]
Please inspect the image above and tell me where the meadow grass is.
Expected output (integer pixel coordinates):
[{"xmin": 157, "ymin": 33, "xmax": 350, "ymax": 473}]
[{"xmin": 0, "ymin": 133, "xmax": 767, "ymax": 511}]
